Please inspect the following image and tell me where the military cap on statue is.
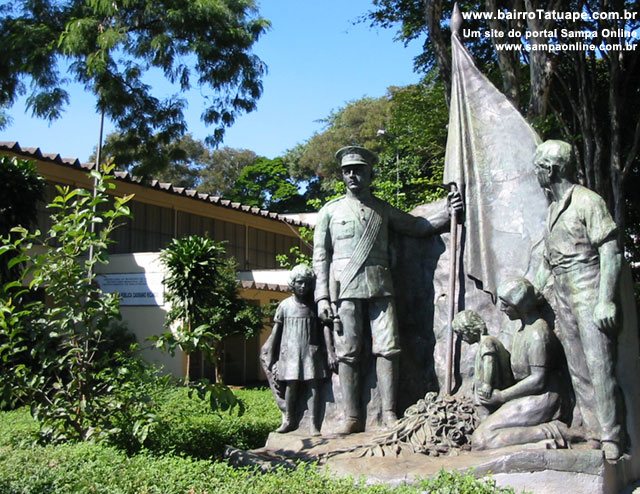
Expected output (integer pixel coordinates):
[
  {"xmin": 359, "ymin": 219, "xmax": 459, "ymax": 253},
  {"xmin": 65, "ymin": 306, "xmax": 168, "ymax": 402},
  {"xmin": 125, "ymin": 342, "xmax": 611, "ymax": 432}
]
[{"xmin": 336, "ymin": 146, "xmax": 379, "ymax": 167}]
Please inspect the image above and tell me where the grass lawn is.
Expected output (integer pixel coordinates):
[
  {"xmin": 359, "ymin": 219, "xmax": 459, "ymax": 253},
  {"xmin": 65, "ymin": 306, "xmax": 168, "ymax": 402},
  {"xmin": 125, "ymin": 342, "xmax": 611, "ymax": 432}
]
[{"xmin": 0, "ymin": 387, "xmax": 520, "ymax": 494}]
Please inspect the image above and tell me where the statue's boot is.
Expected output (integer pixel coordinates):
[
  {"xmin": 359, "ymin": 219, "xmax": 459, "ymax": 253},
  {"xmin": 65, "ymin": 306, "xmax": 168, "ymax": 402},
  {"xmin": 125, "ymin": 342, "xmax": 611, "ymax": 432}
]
[
  {"xmin": 309, "ymin": 416, "xmax": 321, "ymax": 436},
  {"xmin": 308, "ymin": 381, "xmax": 321, "ymax": 436},
  {"xmin": 377, "ymin": 356, "xmax": 398, "ymax": 428},
  {"xmin": 336, "ymin": 416, "xmax": 363, "ymax": 434},
  {"xmin": 382, "ymin": 410, "xmax": 398, "ymax": 428},
  {"xmin": 276, "ymin": 414, "xmax": 294, "ymax": 433},
  {"xmin": 602, "ymin": 440, "xmax": 622, "ymax": 462},
  {"xmin": 276, "ymin": 382, "xmax": 297, "ymax": 433},
  {"xmin": 335, "ymin": 361, "xmax": 363, "ymax": 434}
]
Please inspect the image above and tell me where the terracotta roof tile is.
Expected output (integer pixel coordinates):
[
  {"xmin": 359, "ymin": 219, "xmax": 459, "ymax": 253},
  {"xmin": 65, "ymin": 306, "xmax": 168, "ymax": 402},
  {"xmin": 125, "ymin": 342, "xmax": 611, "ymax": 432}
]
[
  {"xmin": 0, "ymin": 141, "xmax": 312, "ymax": 228},
  {"xmin": 239, "ymin": 280, "xmax": 288, "ymax": 292}
]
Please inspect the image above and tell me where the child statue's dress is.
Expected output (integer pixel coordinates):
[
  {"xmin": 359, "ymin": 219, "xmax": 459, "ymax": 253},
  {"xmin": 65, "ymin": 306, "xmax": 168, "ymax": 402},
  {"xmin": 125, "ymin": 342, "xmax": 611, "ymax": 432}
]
[{"xmin": 273, "ymin": 296, "xmax": 327, "ymax": 381}]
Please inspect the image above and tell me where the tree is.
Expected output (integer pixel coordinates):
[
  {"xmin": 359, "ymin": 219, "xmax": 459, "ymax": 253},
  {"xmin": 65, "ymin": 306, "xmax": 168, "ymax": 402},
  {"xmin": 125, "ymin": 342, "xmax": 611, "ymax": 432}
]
[
  {"xmin": 230, "ymin": 157, "xmax": 306, "ymax": 212},
  {"xmin": 292, "ymin": 96, "xmax": 392, "ymax": 188},
  {"xmin": 285, "ymin": 75, "xmax": 450, "ymax": 211},
  {"xmin": 158, "ymin": 236, "xmax": 264, "ymax": 383},
  {"xmin": 0, "ymin": 163, "xmax": 166, "ymax": 447},
  {"xmin": 375, "ymin": 73, "xmax": 450, "ymax": 209},
  {"xmin": 276, "ymin": 226, "xmax": 313, "ymax": 269},
  {"xmin": 154, "ymin": 135, "xmax": 207, "ymax": 188},
  {"xmin": 95, "ymin": 132, "xmax": 208, "ymax": 188},
  {"xmin": 198, "ymin": 147, "xmax": 258, "ymax": 197},
  {"xmin": 0, "ymin": 155, "xmax": 45, "ymax": 282},
  {"xmin": 0, "ymin": 155, "xmax": 44, "ymax": 236},
  {"xmin": 367, "ymin": 0, "xmax": 640, "ymax": 234},
  {"xmin": 97, "ymin": 132, "xmax": 258, "ymax": 197},
  {"xmin": 0, "ymin": 0, "xmax": 270, "ymax": 177}
]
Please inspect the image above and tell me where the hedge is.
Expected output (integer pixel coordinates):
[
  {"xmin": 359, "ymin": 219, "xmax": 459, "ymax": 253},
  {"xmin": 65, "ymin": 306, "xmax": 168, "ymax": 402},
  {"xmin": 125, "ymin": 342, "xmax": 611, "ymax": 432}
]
[{"xmin": 0, "ymin": 388, "xmax": 521, "ymax": 494}]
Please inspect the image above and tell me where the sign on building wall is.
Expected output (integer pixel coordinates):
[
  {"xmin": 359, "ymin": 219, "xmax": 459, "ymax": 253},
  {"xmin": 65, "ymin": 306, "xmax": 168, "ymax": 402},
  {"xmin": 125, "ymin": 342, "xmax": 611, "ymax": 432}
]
[{"xmin": 96, "ymin": 272, "xmax": 165, "ymax": 306}]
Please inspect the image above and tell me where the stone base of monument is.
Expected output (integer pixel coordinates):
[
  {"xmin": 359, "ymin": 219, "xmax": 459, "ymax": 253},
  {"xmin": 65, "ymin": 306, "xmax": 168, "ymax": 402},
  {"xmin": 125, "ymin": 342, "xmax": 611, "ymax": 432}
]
[{"xmin": 224, "ymin": 431, "xmax": 640, "ymax": 494}]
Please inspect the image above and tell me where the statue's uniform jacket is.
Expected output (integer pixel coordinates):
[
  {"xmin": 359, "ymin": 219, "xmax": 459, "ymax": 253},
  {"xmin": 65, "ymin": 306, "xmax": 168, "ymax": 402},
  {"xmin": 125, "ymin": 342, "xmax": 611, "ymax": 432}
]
[{"xmin": 313, "ymin": 193, "xmax": 442, "ymax": 362}]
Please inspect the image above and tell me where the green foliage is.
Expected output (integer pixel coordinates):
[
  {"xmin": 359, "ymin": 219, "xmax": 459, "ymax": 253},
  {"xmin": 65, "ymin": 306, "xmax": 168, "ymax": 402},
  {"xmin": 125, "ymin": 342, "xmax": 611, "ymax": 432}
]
[
  {"xmin": 0, "ymin": 163, "xmax": 170, "ymax": 449},
  {"xmin": 0, "ymin": 1, "xmax": 270, "ymax": 175},
  {"xmin": 98, "ymin": 133, "xmax": 259, "ymax": 196},
  {"xmin": 0, "ymin": 437, "xmax": 525, "ymax": 493},
  {"xmin": 160, "ymin": 236, "xmax": 226, "ymax": 341},
  {"xmin": 367, "ymin": 0, "xmax": 640, "ymax": 237},
  {"xmin": 0, "ymin": 154, "xmax": 45, "ymax": 282},
  {"xmin": 0, "ymin": 406, "xmax": 38, "ymax": 447},
  {"xmin": 0, "ymin": 443, "xmax": 361, "ymax": 494},
  {"xmin": 416, "ymin": 470, "xmax": 518, "ymax": 493},
  {"xmin": 374, "ymin": 74, "xmax": 449, "ymax": 210},
  {"xmin": 145, "ymin": 387, "xmax": 281, "ymax": 458},
  {"xmin": 292, "ymin": 96, "xmax": 392, "ymax": 189},
  {"xmin": 198, "ymin": 147, "xmax": 259, "ymax": 197},
  {"xmin": 0, "ymin": 155, "xmax": 45, "ymax": 236},
  {"xmin": 276, "ymin": 226, "xmax": 313, "ymax": 269},
  {"xmin": 0, "ymin": 388, "xmax": 526, "ymax": 492},
  {"xmin": 366, "ymin": 0, "xmax": 496, "ymax": 81},
  {"xmin": 230, "ymin": 156, "xmax": 307, "ymax": 212},
  {"xmin": 288, "ymin": 73, "xmax": 449, "ymax": 212},
  {"xmin": 95, "ymin": 132, "xmax": 207, "ymax": 186},
  {"xmin": 88, "ymin": 352, "xmax": 172, "ymax": 453},
  {"xmin": 157, "ymin": 235, "xmax": 264, "ymax": 383}
]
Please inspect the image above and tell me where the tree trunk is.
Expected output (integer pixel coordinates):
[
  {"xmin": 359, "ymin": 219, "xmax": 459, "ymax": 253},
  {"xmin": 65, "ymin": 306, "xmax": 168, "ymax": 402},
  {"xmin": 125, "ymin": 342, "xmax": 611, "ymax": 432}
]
[
  {"xmin": 213, "ymin": 340, "xmax": 223, "ymax": 384},
  {"xmin": 524, "ymin": 0, "xmax": 556, "ymax": 119},
  {"xmin": 485, "ymin": 0, "xmax": 521, "ymax": 106},
  {"xmin": 424, "ymin": 0, "xmax": 452, "ymax": 103},
  {"xmin": 608, "ymin": 40, "xmax": 625, "ymax": 230}
]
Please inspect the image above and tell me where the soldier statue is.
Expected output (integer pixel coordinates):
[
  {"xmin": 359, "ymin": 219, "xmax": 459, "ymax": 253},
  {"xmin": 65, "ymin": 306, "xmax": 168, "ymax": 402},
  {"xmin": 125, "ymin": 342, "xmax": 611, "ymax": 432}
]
[{"xmin": 313, "ymin": 145, "xmax": 463, "ymax": 434}]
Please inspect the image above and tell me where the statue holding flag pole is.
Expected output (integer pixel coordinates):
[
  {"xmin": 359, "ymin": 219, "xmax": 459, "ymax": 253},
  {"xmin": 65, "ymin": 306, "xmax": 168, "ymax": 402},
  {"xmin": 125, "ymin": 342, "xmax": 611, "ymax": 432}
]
[
  {"xmin": 258, "ymin": 3, "xmax": 640, "ymax": 492},
  {"xmin": 312, "ymin": 146, "xmax": 463, "ymax": 434},
  {"xmin": 437, "ymin": 3, "xmax": 639, "ymax": 467}
]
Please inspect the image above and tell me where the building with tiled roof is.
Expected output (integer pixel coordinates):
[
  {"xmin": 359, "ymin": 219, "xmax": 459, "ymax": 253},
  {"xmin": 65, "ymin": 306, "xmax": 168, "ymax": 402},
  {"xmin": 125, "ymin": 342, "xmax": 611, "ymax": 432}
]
[{"xmin": 1, "ymin": 141, "xmax": 311, "ymax": 383}]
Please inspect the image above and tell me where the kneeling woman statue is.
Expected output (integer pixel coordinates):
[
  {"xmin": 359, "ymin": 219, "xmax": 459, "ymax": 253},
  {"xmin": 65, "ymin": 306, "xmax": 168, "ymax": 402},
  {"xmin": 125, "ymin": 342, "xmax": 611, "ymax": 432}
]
[{"xmin": 471, "ymin": 277, "xmax": 570, "ymax": 450}]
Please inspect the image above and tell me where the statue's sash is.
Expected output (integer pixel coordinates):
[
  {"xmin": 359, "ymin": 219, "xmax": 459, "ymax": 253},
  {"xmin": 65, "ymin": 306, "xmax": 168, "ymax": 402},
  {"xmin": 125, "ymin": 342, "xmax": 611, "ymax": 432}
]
[{"xmin": 337, "ymin": 205, "xmax": 382, "ymax": 299}]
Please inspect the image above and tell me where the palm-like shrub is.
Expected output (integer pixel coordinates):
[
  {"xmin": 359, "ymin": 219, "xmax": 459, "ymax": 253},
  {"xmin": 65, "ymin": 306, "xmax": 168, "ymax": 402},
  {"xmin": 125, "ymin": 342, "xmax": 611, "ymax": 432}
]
[{"xmin": 158, "ymin": 236, "xmax": 263, "ymax": 383}]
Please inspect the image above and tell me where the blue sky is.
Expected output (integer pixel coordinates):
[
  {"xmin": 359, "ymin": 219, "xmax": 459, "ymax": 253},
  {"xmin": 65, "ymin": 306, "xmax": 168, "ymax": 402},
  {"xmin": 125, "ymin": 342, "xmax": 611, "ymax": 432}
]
[{"xmin": 0, "ymin": 0, "xmax": 424, "ymax": 162}]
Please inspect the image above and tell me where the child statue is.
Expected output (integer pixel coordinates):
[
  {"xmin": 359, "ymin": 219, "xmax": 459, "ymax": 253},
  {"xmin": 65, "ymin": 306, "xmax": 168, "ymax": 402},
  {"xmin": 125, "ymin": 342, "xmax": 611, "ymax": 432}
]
[
  {"xmin": 261, "ymin": 264, "xmax": 337, "ymax": 436},
  {"xmin": 452, "ymin": 310, "xmax": 514, "ymax": 420}
]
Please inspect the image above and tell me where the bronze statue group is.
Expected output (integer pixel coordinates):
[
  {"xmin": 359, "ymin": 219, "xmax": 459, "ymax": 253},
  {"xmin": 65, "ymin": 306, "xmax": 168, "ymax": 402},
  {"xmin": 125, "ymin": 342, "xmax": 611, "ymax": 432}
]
[{"xmin": 261, "ymin": 141, "xmax": 624, "ymax": 463}]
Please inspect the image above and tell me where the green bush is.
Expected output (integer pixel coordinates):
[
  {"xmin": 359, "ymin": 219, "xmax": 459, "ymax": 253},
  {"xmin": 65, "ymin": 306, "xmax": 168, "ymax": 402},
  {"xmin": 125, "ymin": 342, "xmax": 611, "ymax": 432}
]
[
  {"xmin": 145, "ymin": 387, "xmax": 281, "ymax": 458},
  {"xmin": 0, "ymin": 406, "xmax": 38, "ymax": 447},
  {"xmin": 0, "ymin": 162, "xmax": 146, "ymax": 445},
  {"xmin": 157, "ymin": 235, "xmax": 265, "ymax": 384},
  {"xmin": 0, "ymin": 154, "xmax": 45, "ymax": 284},
  {"xmin": 0, "ymin": 440, "xmax": 520, "ymax": 494},
  {"xmin": 0, "ymin": 386, "xmax": 281, "ymax": 459},
  {"xmin": 0, "ymin": 394, "xmax": 524, "ymax": 494}
]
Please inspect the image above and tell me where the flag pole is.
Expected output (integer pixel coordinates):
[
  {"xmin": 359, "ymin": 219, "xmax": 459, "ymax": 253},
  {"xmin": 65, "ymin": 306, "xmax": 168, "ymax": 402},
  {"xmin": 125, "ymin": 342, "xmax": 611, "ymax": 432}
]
[{"xmin": 444, "ymin": 182, "xmax": 459, "ymax": 395}]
